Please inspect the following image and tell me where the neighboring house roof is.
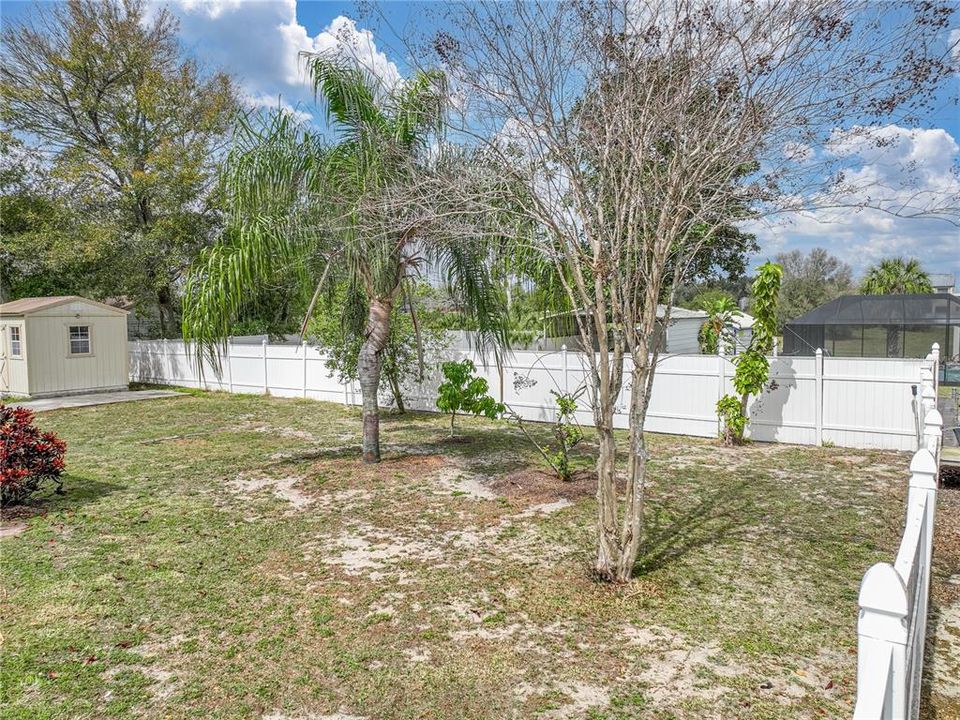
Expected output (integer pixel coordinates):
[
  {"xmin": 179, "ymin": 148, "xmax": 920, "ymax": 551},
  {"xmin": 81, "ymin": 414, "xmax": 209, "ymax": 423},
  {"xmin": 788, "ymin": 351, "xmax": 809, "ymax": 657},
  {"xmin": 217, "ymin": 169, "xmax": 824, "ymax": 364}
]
[
  {"xmin": 0, "ymin": 295, "xmax": 128, "ymax": 317},
  {"xmin": 658, "ymin": 304, "xmax": 708, "ymax": 320},
  {"xmin": 543, "ymin": 305, "xmax": 708, "ymax": 321},
  {"xmin": 928, "ymin": 273, "xmax": 955, "ymax": 290},
  {"xmin": 730, "ymin": 313, "xmax": 755, "ymax": 330}
]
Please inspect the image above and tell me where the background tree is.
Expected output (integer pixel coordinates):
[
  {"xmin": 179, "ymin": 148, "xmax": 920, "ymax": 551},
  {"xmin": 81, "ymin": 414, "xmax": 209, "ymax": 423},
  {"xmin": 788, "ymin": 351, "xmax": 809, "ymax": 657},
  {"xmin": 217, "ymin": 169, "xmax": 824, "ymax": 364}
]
[
  {"xmin": 431, "ymin": 0, "xmax": 955, "ymax": 582},
  {"xmin": 183, "ymin": 58, "xmax": 507, "ymax": 463},
  {"xmin": 775, "ymin": 248, "xmax": 853, "ymax": 330},
  {"xmin": 860, "ymin": 257, "xmax": 934, "ymax": 295},
  {"xmin": 0, "ymin": 0, "xmax": 238, "ymax": 331},
  {"xmin": 309, "ymin": 281, "xmax": 449, "ymax": 413}
]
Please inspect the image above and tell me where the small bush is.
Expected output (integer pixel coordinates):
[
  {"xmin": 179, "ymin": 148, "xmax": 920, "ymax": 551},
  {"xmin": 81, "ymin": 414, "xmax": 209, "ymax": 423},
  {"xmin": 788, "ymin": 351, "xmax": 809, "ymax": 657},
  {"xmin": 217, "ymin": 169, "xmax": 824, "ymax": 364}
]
[
  {"xmin": 436, "ymin": 359, "xmax": 505, "ymax": 437},
  {"xmin": 0, "ymin": 404, "xmax": 67, "ymax": 507}
]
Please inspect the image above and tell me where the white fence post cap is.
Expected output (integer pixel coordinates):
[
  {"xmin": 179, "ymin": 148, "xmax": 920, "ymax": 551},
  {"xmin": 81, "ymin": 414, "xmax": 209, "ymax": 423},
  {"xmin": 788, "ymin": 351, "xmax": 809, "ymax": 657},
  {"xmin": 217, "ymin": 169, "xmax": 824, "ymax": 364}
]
[
  {"xmin": 858, "ymin": 562, "xmax": 908, "ymax": 616},
  {"xmin": 924, "ymin": 408, "xmax": 944, "ymax": 430},
  {"xmin": 909, "ymin": 447, "xmax": 938, "ymax": 477},
  {"xmin": 815, "ymin": 348, "xmax": 823, "ymax": 356}
]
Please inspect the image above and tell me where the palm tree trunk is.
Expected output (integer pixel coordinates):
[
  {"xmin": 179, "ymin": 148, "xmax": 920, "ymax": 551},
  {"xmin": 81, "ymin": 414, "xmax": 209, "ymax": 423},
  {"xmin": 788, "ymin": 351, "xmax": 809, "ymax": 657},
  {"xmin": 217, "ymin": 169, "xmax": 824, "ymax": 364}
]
[{"xmin": 358, "ymin": 297, "xmax": 392, "ymax": 463}]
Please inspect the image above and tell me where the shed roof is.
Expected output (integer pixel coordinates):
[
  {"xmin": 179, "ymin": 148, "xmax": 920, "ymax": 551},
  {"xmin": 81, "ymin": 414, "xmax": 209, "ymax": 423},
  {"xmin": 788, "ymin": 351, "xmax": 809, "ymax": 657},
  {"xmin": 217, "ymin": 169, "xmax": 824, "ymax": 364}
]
[
  {"xmin": 0, "ymin": 295, "xmax": 128, "ymax": 317},
  {"xmin": 786, "ymin": 294, "xmax": 960, "ymax": 326}
]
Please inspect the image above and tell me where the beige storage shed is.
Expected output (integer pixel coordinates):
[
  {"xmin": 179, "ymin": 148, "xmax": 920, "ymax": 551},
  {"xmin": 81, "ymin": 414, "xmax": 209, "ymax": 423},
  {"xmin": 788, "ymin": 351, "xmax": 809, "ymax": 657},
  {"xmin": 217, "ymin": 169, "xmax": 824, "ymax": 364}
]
[{"xmin": 0, "ymin": 296, "xmax": 129, "ymax": 398}]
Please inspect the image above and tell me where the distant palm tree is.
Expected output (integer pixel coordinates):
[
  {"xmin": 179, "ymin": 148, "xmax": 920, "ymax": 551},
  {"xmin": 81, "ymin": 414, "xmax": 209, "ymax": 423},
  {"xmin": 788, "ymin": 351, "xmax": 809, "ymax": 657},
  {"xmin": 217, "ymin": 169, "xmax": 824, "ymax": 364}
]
[
  {"xmin": 860, "ymin": 257, "xmax": 933, "ymax": 295},
  {"xmin": 182, "ymin": 55, "xmax": 506, "ymax": 463},
  {"xmin": 698, "ymin": 296, "xmax": 742, "ymax": 354},
  {"xmin": 860, "ymin": 257, "xmax": 933, "ymax": 357}
]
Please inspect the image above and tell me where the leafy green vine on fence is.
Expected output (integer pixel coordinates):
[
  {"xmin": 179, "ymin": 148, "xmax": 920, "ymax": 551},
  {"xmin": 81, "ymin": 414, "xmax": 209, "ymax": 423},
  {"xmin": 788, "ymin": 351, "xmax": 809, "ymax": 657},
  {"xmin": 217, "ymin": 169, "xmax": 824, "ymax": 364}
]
[{"xmin": 718, "ymin": 261, "xmax": 782, "ymax": 445}]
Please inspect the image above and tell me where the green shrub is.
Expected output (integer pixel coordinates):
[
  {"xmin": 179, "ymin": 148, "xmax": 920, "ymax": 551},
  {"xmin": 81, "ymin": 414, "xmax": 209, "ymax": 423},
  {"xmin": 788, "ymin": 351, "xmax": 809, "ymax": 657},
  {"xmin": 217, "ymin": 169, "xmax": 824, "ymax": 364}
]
[{"xmin": 435, "ymin": 359, "xmax": 505, "ymax": 437}]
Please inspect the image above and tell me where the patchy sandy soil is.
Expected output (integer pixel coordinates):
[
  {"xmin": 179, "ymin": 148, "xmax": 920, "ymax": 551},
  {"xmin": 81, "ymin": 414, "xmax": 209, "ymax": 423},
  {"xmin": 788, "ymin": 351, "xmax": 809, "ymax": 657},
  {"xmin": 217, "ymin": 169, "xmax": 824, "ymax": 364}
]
[
  {"xmin": 229, "ymin": 472, "xmax": 314, "ymax": 510},
  {"xmin": 0, "ymin": 520, "xmax": 29, "ymax": 538}
]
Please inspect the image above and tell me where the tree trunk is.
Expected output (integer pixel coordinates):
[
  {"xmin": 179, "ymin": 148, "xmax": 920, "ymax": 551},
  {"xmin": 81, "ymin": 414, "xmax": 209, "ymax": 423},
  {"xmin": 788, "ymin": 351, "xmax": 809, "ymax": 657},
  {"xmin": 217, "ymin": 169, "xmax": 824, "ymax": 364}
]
[
  {"xmin": 358, "ymin": 297, "xmax": 392, "ymax": 463},
  {"xmin": 616, "ymin": 362, "xmax": 651, "ymax": 581},
  {"xmin": 594, "ymin": 409, "xmax": 621, "ymax": 580}
]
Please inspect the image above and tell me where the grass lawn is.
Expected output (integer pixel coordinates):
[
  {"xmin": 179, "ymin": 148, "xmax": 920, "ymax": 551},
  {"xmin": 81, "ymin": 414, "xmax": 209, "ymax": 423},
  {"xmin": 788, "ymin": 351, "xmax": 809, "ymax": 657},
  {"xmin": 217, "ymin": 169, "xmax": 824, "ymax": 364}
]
[{"xmin": 2, "ymin": 391, "xmax": 958, "ymax": 719}]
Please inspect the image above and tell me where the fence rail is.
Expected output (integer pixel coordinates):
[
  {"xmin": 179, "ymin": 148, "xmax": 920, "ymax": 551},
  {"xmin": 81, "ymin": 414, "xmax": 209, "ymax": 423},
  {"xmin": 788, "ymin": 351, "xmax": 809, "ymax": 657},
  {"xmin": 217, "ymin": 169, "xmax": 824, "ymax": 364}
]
[
  {"xmin": 129, "ymin": 339, "xmax": 934, "ymax": 452},
  {"xmin": 854, "ymin": 346, "xmax": 943, "ymax": 719}
]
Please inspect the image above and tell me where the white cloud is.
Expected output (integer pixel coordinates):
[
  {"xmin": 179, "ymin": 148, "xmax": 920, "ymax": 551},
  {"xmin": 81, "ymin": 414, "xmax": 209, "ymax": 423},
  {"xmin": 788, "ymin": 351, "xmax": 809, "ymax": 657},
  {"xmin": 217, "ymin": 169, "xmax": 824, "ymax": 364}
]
[
  {"xmin": 241, "ymin": 92, "xmax": 313, "ymax": 124},
  {"xmin": 748, "ymin": 125, "xmax": 960, "ymax": 276},
  {"xmin": 156, "ymin": 1, "xmax": 401, "ymax": 118},
  {"xmin": 949, "ymin": 28, "xmax": 960, "ymax": 62}
]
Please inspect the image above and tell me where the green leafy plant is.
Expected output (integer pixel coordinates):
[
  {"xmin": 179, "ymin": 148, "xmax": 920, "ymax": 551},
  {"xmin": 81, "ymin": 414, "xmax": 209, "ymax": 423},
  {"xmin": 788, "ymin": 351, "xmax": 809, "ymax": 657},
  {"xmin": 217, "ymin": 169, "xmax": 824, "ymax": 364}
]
[
  {"xmin": 436, "ymin": 360, "xmax": 505, "ymax": 437},
  {"xmin": 514, "ymin": 390, "xmax": 584, "ymax": 482},
  {"xmin": 717, "ymin": 261, "xmax": 782, "ymax": 445}
]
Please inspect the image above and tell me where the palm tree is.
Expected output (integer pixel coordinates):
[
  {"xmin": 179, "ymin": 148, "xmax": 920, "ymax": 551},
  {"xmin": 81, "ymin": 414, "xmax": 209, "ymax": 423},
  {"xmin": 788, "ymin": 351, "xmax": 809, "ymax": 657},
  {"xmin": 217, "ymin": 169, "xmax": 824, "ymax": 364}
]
[
  {"xmin": 860, "ymin": 257, "xmax": 933, "ymax": 295},
  {"xmin": 182, "ymin": 55, "xmax": 506, "ymax": 463},
  {"xmin": 860, "ymin": 257, "xmax": 933, "ymax": 357},
  {"xmin": 698, "ymin": 296, "xmax": 742, "ymax": 354}
]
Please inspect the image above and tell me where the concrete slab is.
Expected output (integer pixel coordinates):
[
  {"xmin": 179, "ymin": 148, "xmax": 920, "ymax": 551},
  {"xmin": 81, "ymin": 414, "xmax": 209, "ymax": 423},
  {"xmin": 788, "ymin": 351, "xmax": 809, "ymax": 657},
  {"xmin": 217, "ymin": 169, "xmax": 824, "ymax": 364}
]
[{"xmin": 9, "ymin": 390, "xmax": 182, "ymax": 412}]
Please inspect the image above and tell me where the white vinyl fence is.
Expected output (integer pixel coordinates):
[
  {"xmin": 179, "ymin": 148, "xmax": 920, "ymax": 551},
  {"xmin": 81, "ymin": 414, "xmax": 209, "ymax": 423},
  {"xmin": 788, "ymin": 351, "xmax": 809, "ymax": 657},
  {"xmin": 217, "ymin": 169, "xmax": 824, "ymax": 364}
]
[
  {"xmin": 854, "ymin": 350, "xmax": 943, "ymax": 720},
  {"xmin": 129, "ymin": 339, "xmax": 936, "ymax": 452}
]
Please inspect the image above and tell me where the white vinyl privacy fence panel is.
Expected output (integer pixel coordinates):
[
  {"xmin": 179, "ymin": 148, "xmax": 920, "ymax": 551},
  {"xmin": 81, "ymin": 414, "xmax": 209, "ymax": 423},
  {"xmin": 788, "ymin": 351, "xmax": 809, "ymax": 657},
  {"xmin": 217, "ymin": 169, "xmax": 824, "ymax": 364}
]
[{"xmin": 129, "ymin": 339, "xmax": 931, "ymax": 451}]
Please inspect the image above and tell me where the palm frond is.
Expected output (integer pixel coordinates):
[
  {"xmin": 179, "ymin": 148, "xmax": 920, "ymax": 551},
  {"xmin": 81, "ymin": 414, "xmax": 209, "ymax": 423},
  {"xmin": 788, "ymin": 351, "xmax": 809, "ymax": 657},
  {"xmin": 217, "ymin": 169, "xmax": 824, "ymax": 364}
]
[{"xmin": 303, "ymin": 53, "xmax": 388, "ymax": 138}]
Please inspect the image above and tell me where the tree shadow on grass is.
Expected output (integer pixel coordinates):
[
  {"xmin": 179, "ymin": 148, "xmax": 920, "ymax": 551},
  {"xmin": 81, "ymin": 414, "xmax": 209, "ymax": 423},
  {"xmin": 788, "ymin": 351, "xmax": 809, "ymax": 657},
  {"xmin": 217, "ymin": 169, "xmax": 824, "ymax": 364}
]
[
  {"xmin": 2, "ymin": 474, "xmax": 121, "ymax": 520},
  {"xmin": 632, "ymin": 479, "xmax": 753, "ymax": 576}
]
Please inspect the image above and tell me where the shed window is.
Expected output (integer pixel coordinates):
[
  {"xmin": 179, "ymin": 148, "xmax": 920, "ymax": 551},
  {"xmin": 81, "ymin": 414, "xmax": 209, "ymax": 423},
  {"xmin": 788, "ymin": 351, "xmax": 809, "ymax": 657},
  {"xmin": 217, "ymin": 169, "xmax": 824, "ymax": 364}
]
[
  {"xmin": 68, "ymin": 325, "xmax": 91, "ymax": 355},
  {"xmin": 9, "ymin": 326, "xmax": 22, "ymax": 357}
]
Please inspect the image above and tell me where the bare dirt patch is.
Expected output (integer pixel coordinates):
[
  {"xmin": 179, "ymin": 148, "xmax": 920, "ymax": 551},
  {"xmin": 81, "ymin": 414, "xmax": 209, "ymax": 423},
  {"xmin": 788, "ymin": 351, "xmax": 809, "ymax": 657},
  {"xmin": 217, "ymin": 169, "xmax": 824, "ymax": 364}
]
[
  {"xmin": 229, "ymin": 472, "xmax": 313, "ymax": 510},
  {"xmin": 0, "ymin": 520, "xmax": 29, "ymax": 538},
  {"xmin": 307, "ymin": 453, "xmax": 446, "ymax": 485},
  {"xmin": 431, "ymin": 466, "xmax": 499, "ymax": 500},
  {"xmin": 0, "ymin": 506, "xmax": 45, "ymax": 538},
  {"xmin": 490, "ymin": 468, "xmax": 598, "ymax": 504}
]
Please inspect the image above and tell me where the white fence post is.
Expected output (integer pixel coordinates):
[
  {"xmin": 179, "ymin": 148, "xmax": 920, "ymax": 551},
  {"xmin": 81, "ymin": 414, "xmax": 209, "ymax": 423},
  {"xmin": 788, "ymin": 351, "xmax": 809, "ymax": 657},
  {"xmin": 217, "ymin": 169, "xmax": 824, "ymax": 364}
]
[
  {"xmin": 262, "ymin": 338, "xmax": 268, "ymax": 395},
  {"xmin": 162, "ymin": 337, "xmax": 169, "ymax": 384},
  {"xmin": 931, "ymin": 342, "xmax": 940, "ymax": 392},
  {"xmin": 302, "ymin": 342, "xmax": 308, "ymax": 399},
  {"xmin": 923, "ymin": 408, "xmax": 943, "ymax": 465},
  {"xmin": 855, "ymin": 563, "xmax": 909, "ymax": 719},
  {"xmin": 562, "ymin": 344, "xmax": 569, "ymax": 394},
  {"xmin": 906, "ymin": 448, "xmax": 938, "ymax": 719},
  {"xmin": 717, "ymin": 347, "xmax": 726, "ymax": 437},
  {"xmin": 815, "ymin": 348, "xmax": 823, "ymax": 447},
  {"xmin": 226, "ymin": 336, "xmax": 234, "ymax": 393}
]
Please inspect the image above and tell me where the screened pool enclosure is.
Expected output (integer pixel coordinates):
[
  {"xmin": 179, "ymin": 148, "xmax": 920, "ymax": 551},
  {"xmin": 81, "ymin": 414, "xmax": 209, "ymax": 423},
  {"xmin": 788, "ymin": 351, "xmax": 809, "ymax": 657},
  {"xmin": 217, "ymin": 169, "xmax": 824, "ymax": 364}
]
[{"xmin": 782, "ymin": 294, "xmax": 960, "ymax": 384}]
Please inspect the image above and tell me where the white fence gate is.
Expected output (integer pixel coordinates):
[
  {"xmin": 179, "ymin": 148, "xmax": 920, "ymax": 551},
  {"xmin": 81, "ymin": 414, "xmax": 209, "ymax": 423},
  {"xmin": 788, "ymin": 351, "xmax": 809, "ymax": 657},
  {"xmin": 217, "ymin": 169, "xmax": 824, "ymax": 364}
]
[
  {"xmin": 854, "ymin": 348, "xmax": 944, "ymax": 719},
  {"xmin": 128, "ymin": 339, "xmax": 934, "ymax": 451}
]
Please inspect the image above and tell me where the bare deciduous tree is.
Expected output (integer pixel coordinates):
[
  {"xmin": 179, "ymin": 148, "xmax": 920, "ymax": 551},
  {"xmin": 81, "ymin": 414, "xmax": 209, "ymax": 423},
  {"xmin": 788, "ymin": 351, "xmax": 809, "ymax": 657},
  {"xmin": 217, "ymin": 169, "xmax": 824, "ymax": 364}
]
[{"xmin": 425, "ymin": 0, "xmax": 957, "ymax": 581}]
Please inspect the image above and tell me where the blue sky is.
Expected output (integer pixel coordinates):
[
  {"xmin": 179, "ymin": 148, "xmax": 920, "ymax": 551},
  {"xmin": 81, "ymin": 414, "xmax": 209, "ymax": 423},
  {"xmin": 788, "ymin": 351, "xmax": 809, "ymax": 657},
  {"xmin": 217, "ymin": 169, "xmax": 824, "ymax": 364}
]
[{"xmin": 2, "ymin": 0, "xmax": 958, "ymax": 281}]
